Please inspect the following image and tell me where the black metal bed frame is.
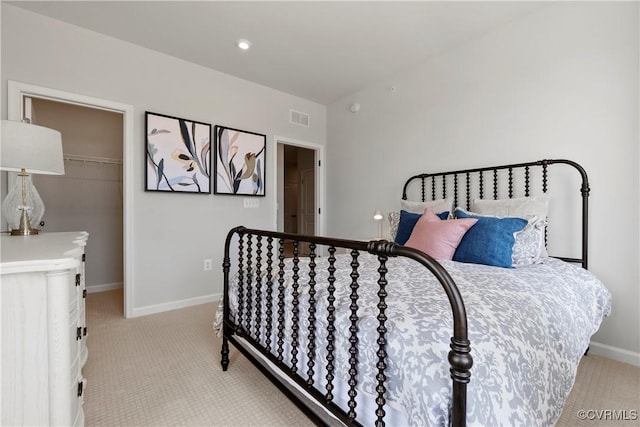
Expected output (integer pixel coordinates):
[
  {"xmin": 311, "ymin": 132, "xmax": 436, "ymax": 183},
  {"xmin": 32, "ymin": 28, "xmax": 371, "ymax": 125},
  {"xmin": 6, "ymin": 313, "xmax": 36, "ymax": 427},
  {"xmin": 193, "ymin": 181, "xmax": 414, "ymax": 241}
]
[
  {"xmin": 402, "ymin": 158, "xmax": 590, "ymax": 269},
  {"xmin": 220, "ymin": 159, "xmax": 590, "ymax": 426}
]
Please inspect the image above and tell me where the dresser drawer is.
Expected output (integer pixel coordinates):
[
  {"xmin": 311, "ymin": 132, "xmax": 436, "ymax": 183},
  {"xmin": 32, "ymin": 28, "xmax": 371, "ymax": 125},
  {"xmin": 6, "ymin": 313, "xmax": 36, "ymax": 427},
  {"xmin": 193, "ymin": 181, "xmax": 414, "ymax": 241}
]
[
  {"xmin": 70, "ymin": 349, "xmax": 80, "ymax": 386},
  {"xmin": 78, "ymin": 302, "xmax": 86, "ymax": 327},
  {"xmin": 69, "ymin": 273, "xmax": 80, "ymax": 311},
  {"xmin": 69, "ymin": 305, "xmax": 80, "ymax": 368},
  {"xmin": 69, "ymin": 377, "xmax": 85, "ymax": 427},
  {"xmin": 73, "ymin": 404, "xmax": 85, "ymax": 427}
]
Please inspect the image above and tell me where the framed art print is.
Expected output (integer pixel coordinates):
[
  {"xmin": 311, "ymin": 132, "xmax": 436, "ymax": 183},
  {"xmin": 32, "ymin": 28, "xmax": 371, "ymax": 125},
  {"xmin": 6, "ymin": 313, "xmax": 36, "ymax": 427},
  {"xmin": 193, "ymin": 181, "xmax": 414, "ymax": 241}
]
[
  {"xmin": 145, "ymin": 112, "xmax": 211, "ymax": 193},
  {"xmin": 214, "ymin": 125, "xmax": 266, "ymax": 196}
]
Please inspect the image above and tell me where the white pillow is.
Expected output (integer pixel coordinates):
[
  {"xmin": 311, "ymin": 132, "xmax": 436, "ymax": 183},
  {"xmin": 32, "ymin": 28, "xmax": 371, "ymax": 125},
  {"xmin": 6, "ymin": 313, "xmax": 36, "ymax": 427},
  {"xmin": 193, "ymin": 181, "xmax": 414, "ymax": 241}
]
[
  {"xmin": 388, "ymin": 211, "xmax": 401, "ymax": 241},
  {"xmin": 400, "ymin": 197, "xmax": 453, "ymax": 216},
  {"xmin": 471, "ymin": 195, "xmax": 550, "ymax": 220},
  {"xmin": 511, "ymin": 217, "xmax": 547, "ymax": 266}
]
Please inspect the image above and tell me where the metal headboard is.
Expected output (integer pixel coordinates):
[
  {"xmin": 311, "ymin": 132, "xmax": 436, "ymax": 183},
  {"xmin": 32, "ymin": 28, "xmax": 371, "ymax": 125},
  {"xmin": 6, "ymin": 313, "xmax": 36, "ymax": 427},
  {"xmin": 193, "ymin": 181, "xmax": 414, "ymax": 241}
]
[{"xmin": 401, "ymin": 159, "xmax": 590, "ymax": 269}]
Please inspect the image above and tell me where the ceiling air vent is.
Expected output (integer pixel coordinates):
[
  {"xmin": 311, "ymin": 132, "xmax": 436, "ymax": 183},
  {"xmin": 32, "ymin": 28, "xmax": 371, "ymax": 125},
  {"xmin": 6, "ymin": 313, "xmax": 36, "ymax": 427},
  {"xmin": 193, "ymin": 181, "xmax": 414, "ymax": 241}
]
[{"xmin": 290, "ymin": 109, "xmax": 310, "ymax": 127}]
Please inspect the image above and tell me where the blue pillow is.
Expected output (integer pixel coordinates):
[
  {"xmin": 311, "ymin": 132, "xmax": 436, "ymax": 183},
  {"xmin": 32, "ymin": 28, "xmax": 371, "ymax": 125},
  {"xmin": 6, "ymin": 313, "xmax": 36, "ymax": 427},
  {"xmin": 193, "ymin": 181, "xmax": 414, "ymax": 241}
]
[
  {"xmin": 395, "ymin": 209, "xmax": 449, "ymax": 245},
  {"xmin": 453, "ymin": 209, "xmax": 528, "ymax": 268}
]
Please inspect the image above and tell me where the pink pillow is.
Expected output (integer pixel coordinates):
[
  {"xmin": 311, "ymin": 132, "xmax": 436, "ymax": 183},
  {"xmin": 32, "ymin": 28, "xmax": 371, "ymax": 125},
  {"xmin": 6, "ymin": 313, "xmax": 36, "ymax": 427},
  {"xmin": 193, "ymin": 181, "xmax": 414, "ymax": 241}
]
[{"xmin": 404, "ymin": 209, "xmax": 477, "ymax": 260}]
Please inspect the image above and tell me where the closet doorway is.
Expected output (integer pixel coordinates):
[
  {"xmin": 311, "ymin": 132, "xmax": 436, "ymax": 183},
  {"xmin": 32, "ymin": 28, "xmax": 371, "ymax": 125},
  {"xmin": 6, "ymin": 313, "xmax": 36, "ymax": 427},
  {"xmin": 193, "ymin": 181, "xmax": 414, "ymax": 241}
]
[
  {"xmin": 28, "ymin": 98, "xmax": 124, "ymax": 300},
  {"xmin": 8, "ymin": 80, "xmax": 134, "ymax": 318}
]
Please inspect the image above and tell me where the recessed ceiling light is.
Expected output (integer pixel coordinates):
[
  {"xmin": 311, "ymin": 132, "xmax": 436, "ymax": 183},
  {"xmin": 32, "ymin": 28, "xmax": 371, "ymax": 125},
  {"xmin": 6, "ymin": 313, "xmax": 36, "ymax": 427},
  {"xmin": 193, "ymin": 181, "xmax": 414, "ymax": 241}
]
[{"xmin": 237, "ymin": 39, "xmax": 251, "ymax": 50}]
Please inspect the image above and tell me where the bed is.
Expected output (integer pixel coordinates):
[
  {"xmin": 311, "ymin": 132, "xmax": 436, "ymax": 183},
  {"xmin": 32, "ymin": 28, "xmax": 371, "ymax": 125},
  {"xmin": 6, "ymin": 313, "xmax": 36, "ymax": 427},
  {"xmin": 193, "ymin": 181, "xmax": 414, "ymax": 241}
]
[{"xmin": 217, "ymin": 159, "xmax": 611, "ymax": 426}]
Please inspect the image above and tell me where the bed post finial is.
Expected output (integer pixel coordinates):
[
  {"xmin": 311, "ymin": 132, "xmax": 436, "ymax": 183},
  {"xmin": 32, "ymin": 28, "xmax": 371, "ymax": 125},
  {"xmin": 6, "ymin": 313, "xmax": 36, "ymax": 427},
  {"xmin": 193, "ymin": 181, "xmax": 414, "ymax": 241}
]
[
  {"xmin": 232, "ymin": 225, "xmax": 247, "ymax": 235},
  {"xmin": 366, "ymin": 240, "xmax": 398, "ymax": 257},
  {"xmin": 449, "ymin": 338, "xmax": 473, "ymax": 380},
  {"xmin": 449, "ymin": 337, "xmax": 473, "ymax": 427}
]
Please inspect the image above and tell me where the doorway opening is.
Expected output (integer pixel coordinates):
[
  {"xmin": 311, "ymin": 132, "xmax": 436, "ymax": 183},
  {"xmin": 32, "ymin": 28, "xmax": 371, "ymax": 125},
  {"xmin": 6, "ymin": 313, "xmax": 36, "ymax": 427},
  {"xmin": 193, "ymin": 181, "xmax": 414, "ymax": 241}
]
[
  {"xmin": 275, "ymin": 138, "xmax": 323, "ymax": 257},
  {"xmin": 28, "ymin": 97, "xmax": 124, "ymax": 304},
  {"xmin": 283, "ymin": 145, "xmax": 315, "ymax": 235},
  {"xmin": 8, "ymin": 80, "xmax": 134, "ymax": 318}
]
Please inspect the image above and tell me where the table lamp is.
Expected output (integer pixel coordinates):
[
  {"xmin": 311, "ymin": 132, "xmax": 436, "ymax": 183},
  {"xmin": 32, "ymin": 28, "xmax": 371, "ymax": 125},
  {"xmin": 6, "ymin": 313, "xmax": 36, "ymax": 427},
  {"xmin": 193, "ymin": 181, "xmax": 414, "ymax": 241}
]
[
  {"xmin": 1, "ymin": 120, "xmax": 65, "ymax": 236},
  {"xmin": 373, "ymin": 210, "xmax": 384, "ymax": 239}
]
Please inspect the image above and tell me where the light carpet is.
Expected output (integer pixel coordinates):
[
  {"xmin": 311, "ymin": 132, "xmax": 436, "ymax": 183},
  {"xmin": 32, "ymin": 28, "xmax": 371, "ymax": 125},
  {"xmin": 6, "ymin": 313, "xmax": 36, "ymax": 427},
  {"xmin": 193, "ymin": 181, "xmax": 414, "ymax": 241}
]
[{"xmin": 84, "ymin": 290, "xmax": 639, "ymax": 426}]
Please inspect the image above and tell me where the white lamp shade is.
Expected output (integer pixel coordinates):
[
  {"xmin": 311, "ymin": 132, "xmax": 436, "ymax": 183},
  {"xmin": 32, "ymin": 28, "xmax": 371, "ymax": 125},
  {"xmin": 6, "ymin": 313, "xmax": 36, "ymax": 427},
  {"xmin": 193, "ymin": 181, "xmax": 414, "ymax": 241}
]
[
  {"xmin": 1, "ymin": 120, "xmax": 65, "ymax": 175},
  {"xmin": 373, "ymin": 210, "xmax": 383, "ymax": 220}
]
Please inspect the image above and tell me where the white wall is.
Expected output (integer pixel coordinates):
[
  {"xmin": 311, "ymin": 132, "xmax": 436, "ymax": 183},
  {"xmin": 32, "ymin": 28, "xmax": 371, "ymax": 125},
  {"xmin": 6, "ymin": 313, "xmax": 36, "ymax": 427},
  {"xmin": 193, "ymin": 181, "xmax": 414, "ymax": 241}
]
[
  {"xmin": 327, "ymin": 2, "xmax": 639, "ymax": 361},
  {"xmin": 1, "ymin": 4, "xmax": 326, "ymax": 313}
]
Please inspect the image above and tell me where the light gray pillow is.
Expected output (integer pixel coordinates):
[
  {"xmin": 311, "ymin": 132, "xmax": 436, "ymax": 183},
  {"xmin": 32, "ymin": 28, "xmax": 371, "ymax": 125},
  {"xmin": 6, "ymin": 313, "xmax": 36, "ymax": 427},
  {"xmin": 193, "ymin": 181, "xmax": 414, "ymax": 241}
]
[
  {"xmin": 388, "ymin": 211, "xmax": 401, "ymax": 241},
  {"xmin": 469, "ymin": 195, "xmax": 550, "ymax": 266},
  {"xmin": 511, "ymin": 217, "xmax": 547, "ymax": 267},
  {"xmin": 400, "ymin": 197, "xmax": 453, "ymax": 215}
]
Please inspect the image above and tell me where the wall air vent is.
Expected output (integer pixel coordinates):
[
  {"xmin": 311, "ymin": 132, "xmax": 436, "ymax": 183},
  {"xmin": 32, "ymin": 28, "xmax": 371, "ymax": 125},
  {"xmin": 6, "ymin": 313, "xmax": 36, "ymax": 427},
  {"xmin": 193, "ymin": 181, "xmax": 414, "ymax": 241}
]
[{"xmin": 290, "ymin": 109, "xmax": 310, "ymax": 127}]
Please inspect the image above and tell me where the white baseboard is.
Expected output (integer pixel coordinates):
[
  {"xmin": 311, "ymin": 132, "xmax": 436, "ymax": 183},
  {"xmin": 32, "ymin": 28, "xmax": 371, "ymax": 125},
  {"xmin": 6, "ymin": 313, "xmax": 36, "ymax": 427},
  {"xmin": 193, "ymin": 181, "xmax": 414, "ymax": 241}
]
[
  {"xmin": 589, "ymin": 340, "xmax": 640, "ymax": 366},
  {"xmin": 131, "ymin": 293, "xmax": 222, "ymax": 318},
  {"xmin": 87, "ymin": 282, "xmax": 123, "ymax": 293}
]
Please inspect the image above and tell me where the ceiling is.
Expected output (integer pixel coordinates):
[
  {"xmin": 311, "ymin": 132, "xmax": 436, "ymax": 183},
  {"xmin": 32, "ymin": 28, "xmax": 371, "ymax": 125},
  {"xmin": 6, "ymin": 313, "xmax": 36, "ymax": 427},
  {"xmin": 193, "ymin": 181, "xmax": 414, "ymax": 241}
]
[{"xmin": 8, "ymin": 1, "xmax": 546, "ymax": 105}]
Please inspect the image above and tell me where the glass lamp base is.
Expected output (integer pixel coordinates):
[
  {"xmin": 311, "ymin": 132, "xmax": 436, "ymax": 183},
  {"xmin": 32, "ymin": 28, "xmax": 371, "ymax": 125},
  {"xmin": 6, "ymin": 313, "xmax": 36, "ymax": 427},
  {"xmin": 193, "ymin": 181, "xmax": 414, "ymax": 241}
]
[
  {"xmin": 2, "ymin": 171, "xmax": 45, "ymax": 234},
  {"xmin": 10, "ymin": 208, "xmax": 39, "ymax": 235},
  {"xmin": 10, "ymin": 229, "xmax": 39, "ymax": 236}
]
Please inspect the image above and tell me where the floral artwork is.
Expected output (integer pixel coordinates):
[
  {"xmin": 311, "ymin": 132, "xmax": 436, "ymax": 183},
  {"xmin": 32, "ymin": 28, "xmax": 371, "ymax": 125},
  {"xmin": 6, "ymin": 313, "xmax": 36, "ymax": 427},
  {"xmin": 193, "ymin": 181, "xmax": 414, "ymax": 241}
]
[
  {"xmin": 145, "ymin": 112, "xmax": 211, "ymax": 193},
  {"xmin": 214, "ymin": 126, "xmax": 266, "ymax": 196}
]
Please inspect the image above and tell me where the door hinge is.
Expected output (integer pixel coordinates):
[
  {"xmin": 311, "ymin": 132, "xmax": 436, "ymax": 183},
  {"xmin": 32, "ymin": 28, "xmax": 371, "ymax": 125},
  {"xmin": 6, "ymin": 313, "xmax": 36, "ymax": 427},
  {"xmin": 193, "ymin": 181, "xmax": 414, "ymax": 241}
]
[
  {"xmin": 77, "ymin": 381, "xmax": 83, "ymax": 397},
  {"xmin": 318, "ymin": 208, "xmax": 321, "ymax": 214},
  {"xmin": 318, "ymin": 160, "xmax": 321, "ymax": 167},
  {"xmin": 83, "ymin": 327, "xmax": 87, "ymax": 336},
  {"xmin": 82, "ymin": 254, "xmax": 86, "ymax": 262},
  {"xmin": 83, "ymin": 289, "xmax": 87, "ymax": 298}
]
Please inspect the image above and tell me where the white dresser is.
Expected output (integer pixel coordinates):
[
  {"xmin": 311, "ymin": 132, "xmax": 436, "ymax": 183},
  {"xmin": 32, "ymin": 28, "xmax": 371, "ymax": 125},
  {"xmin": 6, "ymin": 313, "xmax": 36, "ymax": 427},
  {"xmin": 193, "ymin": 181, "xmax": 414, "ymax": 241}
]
[{"xmin": 1, "ymin": 231, "xmax": 89, "ymax": 426}]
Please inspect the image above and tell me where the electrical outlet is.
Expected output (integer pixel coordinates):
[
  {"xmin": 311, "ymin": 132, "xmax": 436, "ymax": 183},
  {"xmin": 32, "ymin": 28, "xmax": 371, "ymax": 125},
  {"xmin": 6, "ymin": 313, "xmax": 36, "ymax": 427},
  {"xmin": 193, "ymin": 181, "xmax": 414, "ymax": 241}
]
[
  {"xmin": 203, "ymin": 259, "xmax": 213, "ymax": 271},
  {"xmin": 243, "ymin": 198, "xmax": 260, "ymax": 208}
]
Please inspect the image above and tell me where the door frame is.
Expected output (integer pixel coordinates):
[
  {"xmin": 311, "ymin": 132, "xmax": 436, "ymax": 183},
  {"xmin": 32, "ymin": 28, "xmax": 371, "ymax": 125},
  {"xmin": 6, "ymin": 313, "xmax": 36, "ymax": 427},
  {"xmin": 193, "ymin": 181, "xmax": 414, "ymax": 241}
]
[
  {"xmin": 273, "ymin": 136, "xmax": 324, "ymax": 237},
  {"xmin": 8, "ymin": 80, "xmax": 135, "ymax": 318},
  {"xmin": 299, "ymin": 167, "xmax": 315, "ymax": 235}
]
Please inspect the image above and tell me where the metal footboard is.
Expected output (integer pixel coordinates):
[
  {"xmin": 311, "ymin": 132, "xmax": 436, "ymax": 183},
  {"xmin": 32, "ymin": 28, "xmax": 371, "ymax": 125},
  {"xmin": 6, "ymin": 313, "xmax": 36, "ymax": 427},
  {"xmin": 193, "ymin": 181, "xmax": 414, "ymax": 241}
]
[{"xmin": 221, "ymin": 227, "xmax": 472, "ymax": 427}]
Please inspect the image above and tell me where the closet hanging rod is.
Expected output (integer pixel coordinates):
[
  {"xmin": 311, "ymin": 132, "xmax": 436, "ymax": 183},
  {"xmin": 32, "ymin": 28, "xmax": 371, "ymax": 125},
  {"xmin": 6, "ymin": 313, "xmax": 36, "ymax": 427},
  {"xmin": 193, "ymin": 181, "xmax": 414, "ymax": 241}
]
[{"xmin": 64, "ymin": 154, "xmax": 123, "ymax": 165}]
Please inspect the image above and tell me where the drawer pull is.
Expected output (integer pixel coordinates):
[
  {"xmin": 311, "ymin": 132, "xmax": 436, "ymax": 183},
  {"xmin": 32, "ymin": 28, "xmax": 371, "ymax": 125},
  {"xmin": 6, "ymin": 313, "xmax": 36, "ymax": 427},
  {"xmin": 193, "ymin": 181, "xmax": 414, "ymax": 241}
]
[
  {"xmin": 77, "ymin": 381, "xmax": 83, "ymax": 397},
  {"xmin": 75, "ymin": 274, "xmax": 81, "ymax": 287}
]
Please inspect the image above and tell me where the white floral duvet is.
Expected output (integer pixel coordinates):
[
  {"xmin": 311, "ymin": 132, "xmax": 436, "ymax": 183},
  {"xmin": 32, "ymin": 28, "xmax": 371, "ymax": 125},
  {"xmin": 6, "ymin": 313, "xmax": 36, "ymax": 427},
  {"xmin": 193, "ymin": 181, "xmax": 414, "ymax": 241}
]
[{"xmin": 220, "ymin": 254, "xmax": 611, "ymax": 426}]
